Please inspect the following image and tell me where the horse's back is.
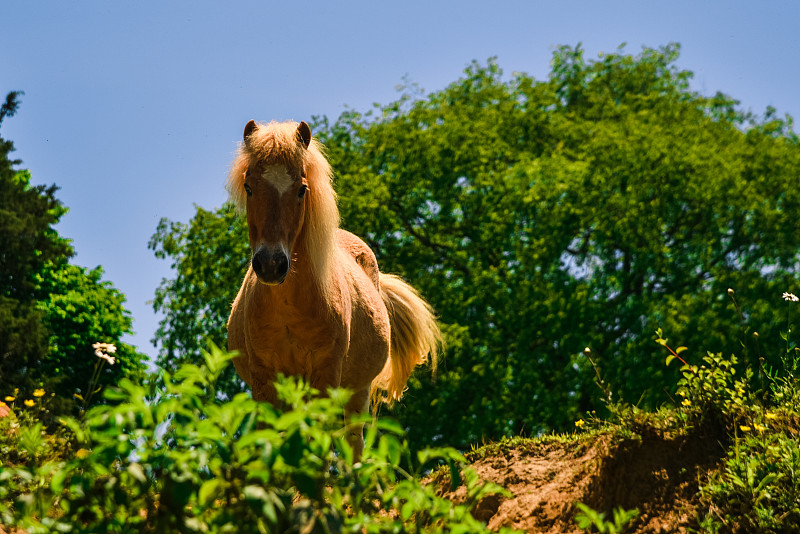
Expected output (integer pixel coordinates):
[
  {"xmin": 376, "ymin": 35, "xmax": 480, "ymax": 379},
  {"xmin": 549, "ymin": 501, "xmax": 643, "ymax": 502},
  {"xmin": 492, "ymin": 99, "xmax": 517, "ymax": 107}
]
[
  {"xmin": 334, "ymin": 229, "xmax": 390, "ymax": 392},
  {"xmin": 336, "ymin": 229, "xmax": 380, "ymax": 289}
]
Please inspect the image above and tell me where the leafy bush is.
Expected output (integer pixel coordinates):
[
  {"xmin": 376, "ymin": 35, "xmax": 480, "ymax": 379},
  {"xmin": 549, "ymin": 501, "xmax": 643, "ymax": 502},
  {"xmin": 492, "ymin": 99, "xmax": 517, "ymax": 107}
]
[
  {"xmin": 694, "ymin": 324, "xmax": 800, "ymax": 533},
  {"xmin": 0, "ymin": 347, "xmax": 513, "ymax": 533},
  {"xmin": 701, "ymin": 432, "xmax": 800, "ymax": 532},
  {"xmin": 656, "ymin": 292, "xmax": 800, "ymax": 533}
]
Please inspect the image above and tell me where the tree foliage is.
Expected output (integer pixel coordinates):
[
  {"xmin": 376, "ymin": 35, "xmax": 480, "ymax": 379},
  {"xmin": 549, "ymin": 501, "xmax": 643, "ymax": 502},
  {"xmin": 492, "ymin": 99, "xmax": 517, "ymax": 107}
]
[
  {"xmin": 149, "ymin": 205, "xmax": 249, "ymax": 397},
  {"xmin": 0, "ymin": 93, "xmax": 146, "ymax": 417},
  {"xmin": 1, "ymin": 92, "xmax": 72, "ymax": 401},
  {"xmin": 149, "ymin": 44, "xmax": 800, "ymax": 449},
  {"xmin": 35, "ymin": 262, "xmax": 148, "ymax": 416}
]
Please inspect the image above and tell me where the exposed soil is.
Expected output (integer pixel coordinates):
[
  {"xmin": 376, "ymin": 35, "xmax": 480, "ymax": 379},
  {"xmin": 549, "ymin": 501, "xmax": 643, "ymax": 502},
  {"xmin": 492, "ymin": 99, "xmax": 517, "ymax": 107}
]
[{"xmin": 443, "ymin": 431, "xmax": 725, "ymax": 533}]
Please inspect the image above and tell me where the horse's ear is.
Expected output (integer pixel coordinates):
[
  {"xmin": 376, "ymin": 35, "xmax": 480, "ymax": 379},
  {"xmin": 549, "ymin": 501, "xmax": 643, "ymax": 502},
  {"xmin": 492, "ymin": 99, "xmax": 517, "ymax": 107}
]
[
  {"xmin": 243, "ymin": 120, "xmax": 257, "ymax": 144},
  {"xmin": 296, "ymin": 121, "xmax": 311, "ymax": 149}
]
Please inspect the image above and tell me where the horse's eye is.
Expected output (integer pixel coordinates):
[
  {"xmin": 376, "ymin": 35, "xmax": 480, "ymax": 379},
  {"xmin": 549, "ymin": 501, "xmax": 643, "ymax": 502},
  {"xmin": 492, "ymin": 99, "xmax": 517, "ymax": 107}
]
[
  {"xmin": 299, "ymin": 184, "xmax": 308, "ymax": 199},
  {"xmin": 244, "ymin": 183, "xmax": 252, "ymax": 197}
]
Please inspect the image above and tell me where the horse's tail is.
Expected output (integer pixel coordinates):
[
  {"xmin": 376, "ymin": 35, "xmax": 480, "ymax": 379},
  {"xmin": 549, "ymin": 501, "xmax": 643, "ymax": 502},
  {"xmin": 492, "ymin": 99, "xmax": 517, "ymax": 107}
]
[{"xmin": 372, "ymin": 273, "xmax": 442, "ymax": 405}]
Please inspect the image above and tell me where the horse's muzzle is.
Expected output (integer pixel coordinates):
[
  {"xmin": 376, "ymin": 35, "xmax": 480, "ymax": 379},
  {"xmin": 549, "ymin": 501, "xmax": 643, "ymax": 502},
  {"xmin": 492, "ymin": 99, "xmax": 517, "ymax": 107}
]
[{"xmin": 252, "ymin": 245, "xmax": 290, "ymax": 285}]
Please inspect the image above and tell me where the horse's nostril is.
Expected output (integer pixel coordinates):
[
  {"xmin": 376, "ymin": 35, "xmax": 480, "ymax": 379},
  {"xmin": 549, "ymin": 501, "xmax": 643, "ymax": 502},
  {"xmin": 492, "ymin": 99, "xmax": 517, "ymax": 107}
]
[{"xmin": 274, "ymin": 252, "xmax": 289, "ymax": 277}]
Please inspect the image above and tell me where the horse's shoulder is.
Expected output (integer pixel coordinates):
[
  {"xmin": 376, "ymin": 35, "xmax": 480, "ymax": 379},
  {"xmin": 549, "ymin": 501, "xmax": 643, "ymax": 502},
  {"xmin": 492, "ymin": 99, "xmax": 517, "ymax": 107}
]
[{"xmin": 227, "ymin": 276, "xmax": 250, "ymax": 347}]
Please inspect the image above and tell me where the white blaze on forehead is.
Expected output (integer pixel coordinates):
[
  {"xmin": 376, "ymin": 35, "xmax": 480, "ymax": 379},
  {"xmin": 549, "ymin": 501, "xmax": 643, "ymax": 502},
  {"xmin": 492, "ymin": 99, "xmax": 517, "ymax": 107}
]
[{"xmin": 261, "ymin": 165, "xmax": 294, "ymax": 195}]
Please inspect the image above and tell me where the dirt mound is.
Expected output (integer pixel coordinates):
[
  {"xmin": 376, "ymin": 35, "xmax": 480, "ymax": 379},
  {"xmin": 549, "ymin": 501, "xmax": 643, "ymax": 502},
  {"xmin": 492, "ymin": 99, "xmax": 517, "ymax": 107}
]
[{"xmin": 446, "ymin": 432, "xmax": 724, "ymax": 533}]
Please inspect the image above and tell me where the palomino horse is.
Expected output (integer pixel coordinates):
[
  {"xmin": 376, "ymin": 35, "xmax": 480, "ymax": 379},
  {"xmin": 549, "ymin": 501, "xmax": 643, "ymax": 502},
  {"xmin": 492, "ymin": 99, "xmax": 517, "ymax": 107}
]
[{"xmin": 226, "ymin": 120, "xmax": 440, "ymax": 454}]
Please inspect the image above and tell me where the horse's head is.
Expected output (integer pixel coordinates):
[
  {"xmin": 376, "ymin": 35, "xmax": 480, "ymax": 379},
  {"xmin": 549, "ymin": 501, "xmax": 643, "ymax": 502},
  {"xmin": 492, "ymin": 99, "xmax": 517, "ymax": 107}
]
[{"xmin": 239, "ymin": 120, "xmax": 312, "ymax": 285}]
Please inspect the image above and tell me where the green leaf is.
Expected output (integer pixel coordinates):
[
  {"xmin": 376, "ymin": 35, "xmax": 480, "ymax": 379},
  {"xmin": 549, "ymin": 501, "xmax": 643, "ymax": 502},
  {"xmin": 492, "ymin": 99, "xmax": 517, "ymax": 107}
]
[
  {"xmin": 385, "ymin": 435, "xmax": 402, "ymax": 466},
  {"xmin": 50, "ymin": 466, "xmax": 68, "ymax": 493},
  {"xmin": 244, "ymin": 485, "xmax": 270, "ymax": 502},
  {"xmin": 448, "ymin": 459, "xmax": 462, "ymax": 491},
  {"xmin": 279, "ymin": 430, "xmax": 305, "ymax": 467},
  {"xmin": 198, "ymin": 479, "xmax": 221, "ymax": 506},
  {"xmin": 401, "ymin": 501, "xmax": 415, "ymax": 521},
  {"xmin": 754, "ymin": 473, "xmax": 779, "ymax": 494}
]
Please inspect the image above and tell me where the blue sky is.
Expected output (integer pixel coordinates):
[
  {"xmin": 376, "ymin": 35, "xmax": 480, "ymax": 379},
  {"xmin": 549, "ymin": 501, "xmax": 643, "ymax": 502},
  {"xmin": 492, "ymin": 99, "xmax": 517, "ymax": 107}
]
[{"xmin": 2, "ymin": 1, "xmax": 799, "ymax": 360}]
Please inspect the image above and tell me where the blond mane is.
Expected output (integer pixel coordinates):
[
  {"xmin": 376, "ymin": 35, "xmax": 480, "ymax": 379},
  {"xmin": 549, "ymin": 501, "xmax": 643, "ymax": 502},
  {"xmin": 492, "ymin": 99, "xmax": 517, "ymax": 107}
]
[{"xmin": 226, "ymin": 120, "xmax": 339, "ymax": 300}]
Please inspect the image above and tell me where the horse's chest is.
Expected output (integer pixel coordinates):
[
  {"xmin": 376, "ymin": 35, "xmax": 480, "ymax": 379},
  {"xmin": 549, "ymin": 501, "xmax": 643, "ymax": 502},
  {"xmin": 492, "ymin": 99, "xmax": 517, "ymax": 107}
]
[{"xmin": 245, "ymin": 304, "xmax": 343, "ymax": 377}]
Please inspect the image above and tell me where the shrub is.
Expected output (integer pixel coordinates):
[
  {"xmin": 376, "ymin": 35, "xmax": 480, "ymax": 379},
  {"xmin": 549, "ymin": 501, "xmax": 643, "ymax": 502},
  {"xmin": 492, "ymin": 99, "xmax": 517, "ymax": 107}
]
[
  {"xmin": 0, "ymin": 346, "xmax": 513, "ymax": 533},
  {"xmin": 657, "ymin": 291, "xmax": 800, "ymax": 533}
]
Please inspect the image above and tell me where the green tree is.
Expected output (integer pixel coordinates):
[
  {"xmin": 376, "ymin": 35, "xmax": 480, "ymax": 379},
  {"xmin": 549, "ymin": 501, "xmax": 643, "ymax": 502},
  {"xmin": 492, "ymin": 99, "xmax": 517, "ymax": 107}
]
[
  {"xmin": 327, "ymin": 45, "xmax": 800, "ymax": 448},
  {"xmin": 1, "ymin": 92, "xmax": 147, "ymax": 416},
  {"xmin": 1, "ymin": 92, "xmax": 72, "ymax": 399},
  {"xmin": 149, "ymin": 204, "xmax": 249, "ymax": 397},
  {"xmin": 149, "ymin": 45, "xmax": 800, "ymax": 449},
  {"xmin": 35, "ymin": 262, "xmax": 148, "ymax": 416}
]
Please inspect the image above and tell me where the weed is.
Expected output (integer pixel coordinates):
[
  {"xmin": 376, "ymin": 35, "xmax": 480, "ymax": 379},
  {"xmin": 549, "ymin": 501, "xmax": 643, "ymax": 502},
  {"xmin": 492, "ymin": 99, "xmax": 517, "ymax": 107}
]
[
  {"xmin": 657, "ymin": 291, "xmax": 800, "ymax": 533},
  {"xmin": 700, "ymin": 432, "xmax": 800, "ymax": 531},
  {"xmin": 575, "ymin": 502, "xmax": 639, "ymax": 533}
]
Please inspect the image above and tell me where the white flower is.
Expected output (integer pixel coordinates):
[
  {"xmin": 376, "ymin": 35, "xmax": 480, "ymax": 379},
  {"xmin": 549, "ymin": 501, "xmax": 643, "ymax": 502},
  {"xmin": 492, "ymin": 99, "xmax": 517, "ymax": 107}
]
[
  {"xmin": 92, "ymin": 342, "xmax": 117, "ymax": 353},
  {"xmin": 782, "ymin": 292, "xmax": 799, "ymax": 302},
  {"xmin": 93, "ymin": 342, "xmax": 117, "ymax": 365},
  {"xmin": 95, "ymin": 351, "xmax": 116, "ymax": 365}
]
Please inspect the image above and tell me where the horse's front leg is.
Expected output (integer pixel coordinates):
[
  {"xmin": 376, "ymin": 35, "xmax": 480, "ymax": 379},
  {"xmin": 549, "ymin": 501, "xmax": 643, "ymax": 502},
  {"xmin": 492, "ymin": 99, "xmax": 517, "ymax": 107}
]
[
  {"xmin": 249, "ymin": 357, "xmax": 279, "ymax": 406},
  {"xmin": 251, "ymin": 378, "xmax": 278, "ymax": 406},
  {"xmin": 309, "ymin": 352, "xmax": 344, "ymax": 397}
]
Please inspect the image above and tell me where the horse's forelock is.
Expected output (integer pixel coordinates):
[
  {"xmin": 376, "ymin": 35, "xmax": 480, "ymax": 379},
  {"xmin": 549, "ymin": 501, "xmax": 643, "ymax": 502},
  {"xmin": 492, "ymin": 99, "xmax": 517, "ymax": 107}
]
[
  {"xmin": 245, "ymin": 121, "xmax": 306, "ymax": 166},
  {"xmin": 226, "ymin": 121, "xmax": 304, "ymax": 211}
]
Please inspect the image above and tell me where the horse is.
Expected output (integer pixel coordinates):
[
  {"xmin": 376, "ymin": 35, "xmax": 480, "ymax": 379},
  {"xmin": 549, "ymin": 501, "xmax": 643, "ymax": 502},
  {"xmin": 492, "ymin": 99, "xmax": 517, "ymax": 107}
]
[{"xmin": 226, "ymin": 119, "xmax": 441, "ymax": 455}]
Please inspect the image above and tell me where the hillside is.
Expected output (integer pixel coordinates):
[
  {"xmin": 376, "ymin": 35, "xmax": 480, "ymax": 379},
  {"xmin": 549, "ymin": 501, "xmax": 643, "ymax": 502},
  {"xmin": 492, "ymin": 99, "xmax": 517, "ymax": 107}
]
[
  {"xmin": 446, "ymin": 430, "xmax": 723, "ymax": 533},
  {"xmin": 437, "ymin": 369, "xmax": 800, "ymax": 534}
]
